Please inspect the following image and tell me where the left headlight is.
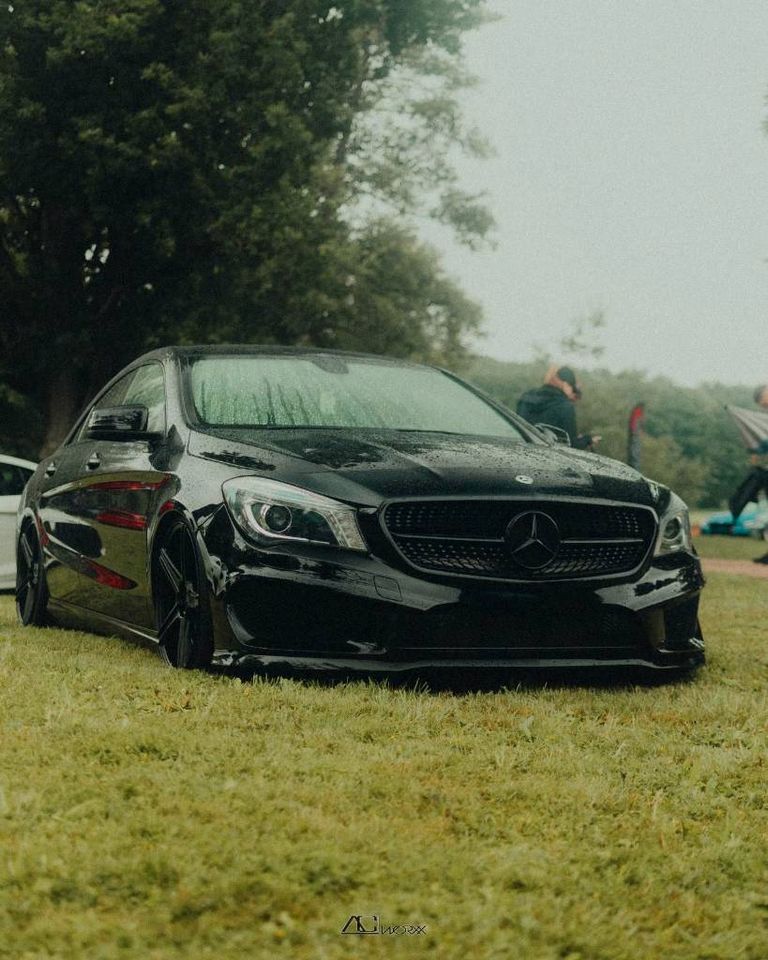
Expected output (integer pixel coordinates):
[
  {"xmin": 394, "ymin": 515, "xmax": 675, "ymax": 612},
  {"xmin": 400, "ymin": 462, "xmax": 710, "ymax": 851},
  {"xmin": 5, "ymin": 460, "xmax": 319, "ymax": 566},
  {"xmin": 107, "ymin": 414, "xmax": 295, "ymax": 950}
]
[
  {"xmin": 222, "ymin": 476, "xmax": 367, "ymax": 553},
  {"xmin": 654, "ymin": 492, "xmax": 693, "ymax": 556}
]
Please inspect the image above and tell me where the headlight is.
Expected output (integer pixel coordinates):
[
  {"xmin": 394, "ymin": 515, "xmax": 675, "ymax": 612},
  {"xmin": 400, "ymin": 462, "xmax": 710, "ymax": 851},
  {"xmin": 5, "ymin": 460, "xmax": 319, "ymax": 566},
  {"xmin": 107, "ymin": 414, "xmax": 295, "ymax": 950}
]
[
  {"xmin": 654, "ymin": 492, "xmax": 693, "ymax": 556},
  {"xmin": 222, "ymin": 476, "xmax": 367, "ymax": 553}
]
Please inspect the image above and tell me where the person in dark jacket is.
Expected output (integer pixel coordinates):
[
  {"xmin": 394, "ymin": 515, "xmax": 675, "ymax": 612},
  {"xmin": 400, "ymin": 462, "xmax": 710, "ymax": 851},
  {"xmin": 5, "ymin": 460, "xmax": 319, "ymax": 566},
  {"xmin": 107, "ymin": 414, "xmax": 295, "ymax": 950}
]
[{"xmin": 516, "ymin": 365, "xmax": 599, "ymax": 450}]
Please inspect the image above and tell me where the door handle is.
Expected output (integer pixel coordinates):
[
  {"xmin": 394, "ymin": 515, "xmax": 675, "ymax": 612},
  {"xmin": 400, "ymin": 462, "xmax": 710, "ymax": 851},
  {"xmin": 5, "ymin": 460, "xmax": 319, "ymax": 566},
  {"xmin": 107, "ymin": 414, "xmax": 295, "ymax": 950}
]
[
  {"xmin": 45, "ymin": 462, "xmax": 57, "ymax": 477},
  {"xmin": 86, "ymin": 452, "xmax": 101, "ymax": 471}
]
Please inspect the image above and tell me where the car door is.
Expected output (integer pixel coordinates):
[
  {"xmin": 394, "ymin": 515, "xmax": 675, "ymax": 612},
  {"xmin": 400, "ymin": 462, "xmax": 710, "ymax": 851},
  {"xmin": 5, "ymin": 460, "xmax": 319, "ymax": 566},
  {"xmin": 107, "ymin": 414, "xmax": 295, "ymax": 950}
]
[
  {"xmin": 67, "ymin": 362, "xmax": 170, "ymax": 628},
  {"xmin": 37, "ymin": 371, "xmax": 141, "ymax": 607},
  {"xmin": 0, "ymin": 462, "xmax": 34, "ymax": 588}
]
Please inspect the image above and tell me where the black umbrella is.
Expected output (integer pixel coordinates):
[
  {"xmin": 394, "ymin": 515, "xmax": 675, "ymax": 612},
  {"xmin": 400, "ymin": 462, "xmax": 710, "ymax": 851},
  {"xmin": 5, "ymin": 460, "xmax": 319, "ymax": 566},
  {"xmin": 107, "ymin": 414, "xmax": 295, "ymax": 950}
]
[
  {"xmin": 726, "ymin": 405, "xmax": 768, "ymax": 453},
  {"xmin": 726, "ymin": 406, "xmax": 768, "ymax": 519}
]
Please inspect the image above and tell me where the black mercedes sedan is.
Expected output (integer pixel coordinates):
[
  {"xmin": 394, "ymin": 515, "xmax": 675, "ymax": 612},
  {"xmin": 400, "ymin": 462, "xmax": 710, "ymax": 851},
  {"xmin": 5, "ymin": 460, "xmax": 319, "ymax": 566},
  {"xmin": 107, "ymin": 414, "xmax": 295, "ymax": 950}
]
[{"xmin": 16, "ymin": 346, "xmax": 705, "ymax": 675}]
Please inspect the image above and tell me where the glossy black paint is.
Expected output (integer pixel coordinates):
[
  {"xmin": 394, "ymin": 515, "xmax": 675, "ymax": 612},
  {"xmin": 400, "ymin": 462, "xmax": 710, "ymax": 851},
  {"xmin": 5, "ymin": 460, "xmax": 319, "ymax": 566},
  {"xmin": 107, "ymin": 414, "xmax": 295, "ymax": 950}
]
[{"xmin": 18, "ymin": 345, "xmax": 705, "ymax": 674}]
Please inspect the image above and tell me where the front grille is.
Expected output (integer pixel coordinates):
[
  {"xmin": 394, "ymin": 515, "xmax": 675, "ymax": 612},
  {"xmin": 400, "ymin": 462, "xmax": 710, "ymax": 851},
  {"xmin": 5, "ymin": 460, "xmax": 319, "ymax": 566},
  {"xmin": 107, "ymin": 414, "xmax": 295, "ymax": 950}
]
[{"xmin": 382, "ymin": 499, "xmax": 657, "ymax": 582}]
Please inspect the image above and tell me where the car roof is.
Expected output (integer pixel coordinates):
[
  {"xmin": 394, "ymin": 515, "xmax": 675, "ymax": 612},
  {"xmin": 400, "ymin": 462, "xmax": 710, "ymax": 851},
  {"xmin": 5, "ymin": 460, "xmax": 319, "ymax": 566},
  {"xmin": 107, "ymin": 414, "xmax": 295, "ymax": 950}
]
[
  {"xmin": 0, "ymin": 454, "xmax": 37, "ymax": 469},
  {"xmin": 132, "ymin": 344, "xmax": 428, "ymax": 367}
]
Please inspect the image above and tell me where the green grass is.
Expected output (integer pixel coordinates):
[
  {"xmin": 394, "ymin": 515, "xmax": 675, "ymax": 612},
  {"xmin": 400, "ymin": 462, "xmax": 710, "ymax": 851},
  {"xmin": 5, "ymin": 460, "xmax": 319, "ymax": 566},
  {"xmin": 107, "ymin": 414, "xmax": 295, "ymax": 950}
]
[
  {"xmin": 694, "ymin": 532, "xmax": 767, "ymax": 562},
  {"xmin": 1, "ymin": 558, "xmax": 767, "ymax": 959}
]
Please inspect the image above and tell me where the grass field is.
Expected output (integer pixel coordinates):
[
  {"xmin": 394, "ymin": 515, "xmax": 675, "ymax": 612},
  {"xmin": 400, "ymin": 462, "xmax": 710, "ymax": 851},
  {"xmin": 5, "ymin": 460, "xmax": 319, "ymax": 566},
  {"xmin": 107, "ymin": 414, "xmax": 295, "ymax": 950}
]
[
  {"xmin": 1, "ymin": 539, "xmax": 767, "ymax": 959},
  {"xmin": 695, "ymin": 532, "xmax": 767, "ymax": 562}
]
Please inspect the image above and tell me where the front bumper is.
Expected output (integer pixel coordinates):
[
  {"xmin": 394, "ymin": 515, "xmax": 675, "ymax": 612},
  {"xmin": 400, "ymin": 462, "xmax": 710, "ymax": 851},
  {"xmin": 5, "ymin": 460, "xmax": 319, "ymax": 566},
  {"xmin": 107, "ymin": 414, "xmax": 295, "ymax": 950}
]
[{"xmin": 204, "ymin": 529, "xmax": 706, "ymax": 674}]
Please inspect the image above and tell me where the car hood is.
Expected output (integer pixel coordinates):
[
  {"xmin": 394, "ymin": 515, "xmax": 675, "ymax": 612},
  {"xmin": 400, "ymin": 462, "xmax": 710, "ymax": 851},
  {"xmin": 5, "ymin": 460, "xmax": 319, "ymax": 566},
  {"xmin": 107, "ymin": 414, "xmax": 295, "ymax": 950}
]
[{"xmin": 189, "ymin": 428, "xmax": 656, "ymax": 508}]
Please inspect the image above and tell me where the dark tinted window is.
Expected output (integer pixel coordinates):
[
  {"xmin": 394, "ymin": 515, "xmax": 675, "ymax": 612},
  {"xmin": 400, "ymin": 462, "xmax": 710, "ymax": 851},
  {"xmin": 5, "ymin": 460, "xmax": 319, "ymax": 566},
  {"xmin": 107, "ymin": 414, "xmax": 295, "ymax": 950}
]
[{"xmin": 0, "ymin": 464, "xmax": 31, "ymax": 496}]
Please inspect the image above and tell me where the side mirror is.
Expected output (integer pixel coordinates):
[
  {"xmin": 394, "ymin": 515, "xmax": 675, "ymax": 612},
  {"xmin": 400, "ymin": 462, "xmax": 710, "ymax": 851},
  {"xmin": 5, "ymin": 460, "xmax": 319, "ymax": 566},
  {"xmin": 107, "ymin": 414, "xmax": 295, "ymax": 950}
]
[
  {"xmin": 86, "ymin": 405, "xmax": 161, "ymax": 442},
  {"xmin": 535, "ymin": 422, "xmax": 571, "ymax": 446}
]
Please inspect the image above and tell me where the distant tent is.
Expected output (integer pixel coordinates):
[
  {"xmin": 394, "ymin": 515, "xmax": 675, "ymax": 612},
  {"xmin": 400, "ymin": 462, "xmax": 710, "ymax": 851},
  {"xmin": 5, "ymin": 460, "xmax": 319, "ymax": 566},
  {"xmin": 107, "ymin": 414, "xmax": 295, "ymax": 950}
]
[{"xmin": 726, "ymin": 405, "xmax": 768, "ymax": 453}]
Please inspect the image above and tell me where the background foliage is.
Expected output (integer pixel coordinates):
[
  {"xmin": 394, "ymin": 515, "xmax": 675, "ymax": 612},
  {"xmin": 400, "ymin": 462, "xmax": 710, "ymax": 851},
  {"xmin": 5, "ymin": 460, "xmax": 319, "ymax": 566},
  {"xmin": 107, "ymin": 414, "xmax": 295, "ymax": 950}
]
[
  {"xmin": 0, "ymin": 1, "xmax": 757, "ymax": 510},
  {"xmin": 467, "ymin": 356, "xmax": 754, "ymax": 508},
  {"xmin": 0, "ymin": 0, "xmax": 489, "ymax": 453}
]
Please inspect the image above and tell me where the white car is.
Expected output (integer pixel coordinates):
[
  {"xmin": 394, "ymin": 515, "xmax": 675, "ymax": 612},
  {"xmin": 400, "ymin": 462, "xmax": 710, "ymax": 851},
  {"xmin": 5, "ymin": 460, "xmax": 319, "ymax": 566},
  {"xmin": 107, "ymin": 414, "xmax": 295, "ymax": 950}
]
[{"xmin": 0, "ymin": 454, "xmax": 37, "ymax": 590}]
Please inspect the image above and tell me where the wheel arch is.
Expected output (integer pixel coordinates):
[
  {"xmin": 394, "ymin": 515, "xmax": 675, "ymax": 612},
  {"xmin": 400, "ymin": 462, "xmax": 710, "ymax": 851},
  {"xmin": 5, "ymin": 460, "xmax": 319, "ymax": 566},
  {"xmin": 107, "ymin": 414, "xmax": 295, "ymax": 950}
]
[
  {"xmin": 17, "ymin": 507, "xmax": 40, "ymax": 538},
  {"xmin": 149, "ymin": 500, "xmax": 231, "ymax": 594},
  {"xmin": 148, "ymin": 505, "xmax": 228, "ymax": 662},
  {"xmin": 148, "ymin": 505, "xmax": 200, "ymax": 594}
]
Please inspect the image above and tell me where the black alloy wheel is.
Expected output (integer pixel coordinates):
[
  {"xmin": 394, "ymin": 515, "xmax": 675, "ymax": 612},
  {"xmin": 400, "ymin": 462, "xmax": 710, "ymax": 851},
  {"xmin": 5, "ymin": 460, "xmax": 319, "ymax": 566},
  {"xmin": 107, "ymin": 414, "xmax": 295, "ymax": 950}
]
[
  {"xmin": 16, "ymin": 523, "xmax": 49, "ymax": 626},
  {"xmin": 153, "ymin": 518, "xmax": 213, "ymax": 669}
]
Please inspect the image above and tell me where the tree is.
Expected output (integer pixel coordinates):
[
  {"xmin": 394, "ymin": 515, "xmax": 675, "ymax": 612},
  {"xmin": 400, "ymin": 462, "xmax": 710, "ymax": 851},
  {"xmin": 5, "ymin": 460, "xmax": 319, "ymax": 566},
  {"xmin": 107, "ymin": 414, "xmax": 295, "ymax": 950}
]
[
  {"xmin": 325, "ymin": 219, "xmax": 483, "ymax": 364},
  {"xmin": 532, "ymin": 309, "xmax": 607, "ymax": 365},
  {"xmin": 0, "ymin": 1, "xmax": 490, "ymax": 454}
]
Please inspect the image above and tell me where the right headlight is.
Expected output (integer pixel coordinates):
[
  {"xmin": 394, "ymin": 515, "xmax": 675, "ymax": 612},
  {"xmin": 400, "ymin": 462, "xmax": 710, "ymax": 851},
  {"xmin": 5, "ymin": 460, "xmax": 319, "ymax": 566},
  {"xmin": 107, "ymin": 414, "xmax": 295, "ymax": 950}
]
[
  {"xmin": 654, "ymin": 491, "xmax": 693, "ymax": 556},
  {"xmin": 222, "ymin": 476, "xmax": 367, "ymax": 553}
]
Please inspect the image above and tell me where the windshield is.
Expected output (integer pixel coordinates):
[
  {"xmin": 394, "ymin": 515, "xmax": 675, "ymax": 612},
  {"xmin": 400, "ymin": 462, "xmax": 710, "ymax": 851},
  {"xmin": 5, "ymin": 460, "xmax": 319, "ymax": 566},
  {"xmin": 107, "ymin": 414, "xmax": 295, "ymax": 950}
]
[{"xmin": 186, "ymin": 355, "xmax": 527, "ymax": 440}]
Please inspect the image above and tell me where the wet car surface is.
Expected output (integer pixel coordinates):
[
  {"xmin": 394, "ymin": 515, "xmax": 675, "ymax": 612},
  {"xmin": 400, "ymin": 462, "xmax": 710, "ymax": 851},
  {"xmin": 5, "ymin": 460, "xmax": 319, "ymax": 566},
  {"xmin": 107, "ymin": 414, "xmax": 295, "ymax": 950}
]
[{"xmin": 16, "ymin": 346, "xmax": 705, "ymax": 675}]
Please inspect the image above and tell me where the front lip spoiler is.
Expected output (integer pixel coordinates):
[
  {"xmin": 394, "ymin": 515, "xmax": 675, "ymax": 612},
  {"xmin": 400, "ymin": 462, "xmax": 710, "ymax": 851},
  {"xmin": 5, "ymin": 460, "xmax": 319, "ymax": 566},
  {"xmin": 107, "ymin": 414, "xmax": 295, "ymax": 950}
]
[{"xmin": 212, "ymin": 650, "xmax": 705, "ymax": 674}]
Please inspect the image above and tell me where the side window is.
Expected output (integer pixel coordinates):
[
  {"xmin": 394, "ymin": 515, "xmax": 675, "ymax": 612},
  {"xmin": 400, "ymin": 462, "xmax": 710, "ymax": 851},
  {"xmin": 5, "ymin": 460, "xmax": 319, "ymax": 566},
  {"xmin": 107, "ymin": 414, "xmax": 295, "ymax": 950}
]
[
  {"xmin": 0, "ymin": 464, "xmax": 29, "ymax": 496},
  {"xmin": 122, "ymin": 364, "xmax": 166, "ymax": 434},
  {"xmin": 75, "ymin": 370, "xmax": 138, "ymax": 443}
]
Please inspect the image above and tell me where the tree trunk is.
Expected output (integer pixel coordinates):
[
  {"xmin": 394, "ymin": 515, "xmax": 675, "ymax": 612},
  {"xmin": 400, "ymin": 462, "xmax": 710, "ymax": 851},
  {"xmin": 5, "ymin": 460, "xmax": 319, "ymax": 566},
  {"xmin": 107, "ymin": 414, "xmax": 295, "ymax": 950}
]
[{"xmin": 40, "ymin": 367, "xmax": 81, "ymax": 457}]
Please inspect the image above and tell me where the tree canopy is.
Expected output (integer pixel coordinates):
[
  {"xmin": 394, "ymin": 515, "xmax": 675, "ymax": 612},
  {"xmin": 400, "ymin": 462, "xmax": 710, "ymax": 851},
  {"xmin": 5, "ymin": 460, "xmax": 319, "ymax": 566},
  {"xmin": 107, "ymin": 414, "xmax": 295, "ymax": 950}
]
[
  {"xmin": 3, "ymin": 0, "xmax": 747, "ymax": 514},
  {"xmin": 0, "ymin": 0, "xmax": 490, "ymax": 453}
]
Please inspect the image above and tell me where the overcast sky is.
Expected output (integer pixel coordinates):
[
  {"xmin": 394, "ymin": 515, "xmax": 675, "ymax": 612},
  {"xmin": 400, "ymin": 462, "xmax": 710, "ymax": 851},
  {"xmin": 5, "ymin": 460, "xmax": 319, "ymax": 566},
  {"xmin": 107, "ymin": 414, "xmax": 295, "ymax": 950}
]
[{"xmin": 427, "ymin": 0, "xmax": 768, "ymax": 386}]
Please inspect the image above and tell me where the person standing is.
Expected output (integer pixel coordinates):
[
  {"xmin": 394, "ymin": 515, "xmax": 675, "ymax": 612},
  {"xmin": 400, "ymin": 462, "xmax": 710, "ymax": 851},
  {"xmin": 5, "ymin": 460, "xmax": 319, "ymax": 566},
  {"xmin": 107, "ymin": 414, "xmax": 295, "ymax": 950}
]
[{"xmin": 516, "ymin": 365, "xmax": 599, "ymax": 450}]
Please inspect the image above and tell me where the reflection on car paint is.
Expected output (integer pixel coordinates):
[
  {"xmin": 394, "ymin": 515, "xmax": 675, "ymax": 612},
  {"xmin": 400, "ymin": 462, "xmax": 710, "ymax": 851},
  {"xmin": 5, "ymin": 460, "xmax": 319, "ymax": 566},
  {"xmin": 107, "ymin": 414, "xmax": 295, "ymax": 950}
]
[{"xmin": 15, "ymin": 346, "xmax": 705, "ymax": 675}]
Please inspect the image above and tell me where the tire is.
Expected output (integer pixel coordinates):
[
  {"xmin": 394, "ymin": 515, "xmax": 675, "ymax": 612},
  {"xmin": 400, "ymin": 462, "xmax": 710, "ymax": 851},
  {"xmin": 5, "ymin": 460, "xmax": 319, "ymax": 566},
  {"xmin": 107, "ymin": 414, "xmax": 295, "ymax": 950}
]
[
  {"xmin": 16, "ymin": 521, "xmax": 49, "ymax": 626},
  {"xmin": 152, "ymin": 516, "xmax": 213, "ymax": 669}
]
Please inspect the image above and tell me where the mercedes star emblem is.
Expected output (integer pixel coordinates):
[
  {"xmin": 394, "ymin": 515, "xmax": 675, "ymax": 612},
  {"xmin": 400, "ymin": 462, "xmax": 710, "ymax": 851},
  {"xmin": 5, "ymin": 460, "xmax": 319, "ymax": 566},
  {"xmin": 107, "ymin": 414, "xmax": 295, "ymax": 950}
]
[
  {"xmin": 504, "ymin": 511, "xmax": 561, "ymax": 570},
  {"xmin": 515, "ymin": 474, "xmax": 534, "ymax": 485}
]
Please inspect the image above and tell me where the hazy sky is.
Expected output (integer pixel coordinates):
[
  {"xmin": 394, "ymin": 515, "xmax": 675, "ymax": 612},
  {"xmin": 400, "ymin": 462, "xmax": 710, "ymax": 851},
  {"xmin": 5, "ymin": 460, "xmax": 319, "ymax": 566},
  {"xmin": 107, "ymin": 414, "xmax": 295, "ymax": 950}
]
[{"xmin": 427, "ymin": 0, "xmax": 768, "ymax": 386}]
